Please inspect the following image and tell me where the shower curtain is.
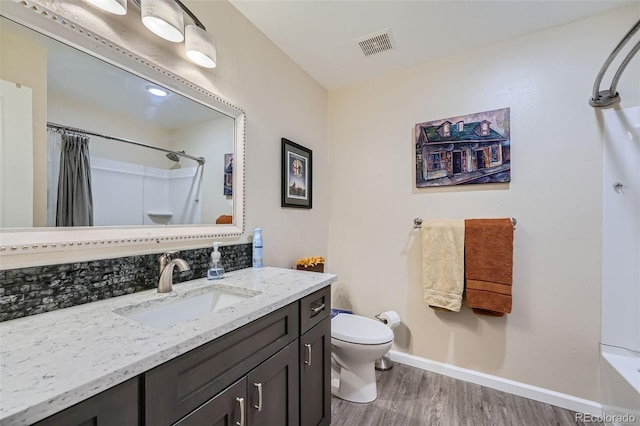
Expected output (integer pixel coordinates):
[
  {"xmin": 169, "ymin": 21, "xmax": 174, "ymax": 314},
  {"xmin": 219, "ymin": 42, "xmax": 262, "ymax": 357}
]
[{"xmin": 56, "ymin": 132, "xmax": 94, "ymax": 226}]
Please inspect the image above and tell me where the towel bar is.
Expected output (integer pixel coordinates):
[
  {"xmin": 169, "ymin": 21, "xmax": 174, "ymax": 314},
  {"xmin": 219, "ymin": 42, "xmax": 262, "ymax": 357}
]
[{"xmin": 413, "ymin": 217, "xmax": 517, "ymax": 229}]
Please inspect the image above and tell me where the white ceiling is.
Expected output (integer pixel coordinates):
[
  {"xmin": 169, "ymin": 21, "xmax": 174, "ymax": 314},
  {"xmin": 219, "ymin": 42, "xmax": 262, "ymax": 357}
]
[{"xmin": 228, "ymin": 0, "xmax": 634, "ymax": 90}]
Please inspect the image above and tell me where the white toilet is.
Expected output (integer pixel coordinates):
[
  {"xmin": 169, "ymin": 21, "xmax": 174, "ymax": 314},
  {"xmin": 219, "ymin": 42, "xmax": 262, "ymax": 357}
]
[{"xmin": 331, "ymin": 313, "xmax": 394, "ymax": 403}]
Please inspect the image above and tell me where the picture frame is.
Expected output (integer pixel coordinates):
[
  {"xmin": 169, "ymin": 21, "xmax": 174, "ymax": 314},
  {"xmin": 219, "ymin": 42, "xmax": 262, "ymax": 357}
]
[
  {"xmin": 415, "ymin": 107, "xmax": 511, "ymax": 187},
  {"xmin": 281, "ymin": 138, "xmax": 312, "ymax": 209}
]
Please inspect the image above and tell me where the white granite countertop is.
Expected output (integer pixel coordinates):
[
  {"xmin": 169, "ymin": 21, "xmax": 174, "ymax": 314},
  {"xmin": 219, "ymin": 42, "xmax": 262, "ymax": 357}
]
[{"xmin": 0, "ymin": 267, "xmax": 336, "ymax": 426}]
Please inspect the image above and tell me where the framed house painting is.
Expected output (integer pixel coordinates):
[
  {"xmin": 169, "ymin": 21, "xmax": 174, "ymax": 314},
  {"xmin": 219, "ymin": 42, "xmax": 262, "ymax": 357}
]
[
  {"xmin": 281, "ymin": 138, "xmax": 312, "ymax": 208},
  {"xmin": 415, "ymin": 107, "xmax": 510, "ymax": 187}
]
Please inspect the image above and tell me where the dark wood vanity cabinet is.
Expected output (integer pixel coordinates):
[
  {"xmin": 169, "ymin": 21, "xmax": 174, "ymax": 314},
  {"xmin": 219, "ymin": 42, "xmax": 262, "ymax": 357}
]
[
  {"xmin": 30, "ymin": 286, "xmax": 331, "ymax": 426},
  {"xmin": 155, "ymin": 286, "xmax": 331, "ymax": 426},
  {"xmin": 145, "ymin": 303, "xmax": 299, "ymax": 425},
  {"xmin": 32, "ymin": 377, "xmax": 140, "ymax": 426},
  {"xmin": 174, "ymin": 341, "xmax": 300, "ymax": 426}
]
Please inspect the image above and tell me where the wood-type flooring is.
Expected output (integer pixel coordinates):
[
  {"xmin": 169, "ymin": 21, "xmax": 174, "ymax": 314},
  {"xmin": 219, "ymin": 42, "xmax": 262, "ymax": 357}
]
[{"xmin": 330, "ymin": 363, "xmax": 603, "ymax": 426}]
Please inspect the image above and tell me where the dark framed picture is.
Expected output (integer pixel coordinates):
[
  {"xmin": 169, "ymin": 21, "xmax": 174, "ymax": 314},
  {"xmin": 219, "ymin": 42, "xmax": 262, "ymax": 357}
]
[{"xmin": 281, "ymin": 138, "xmax": 312, "ymax": 209}]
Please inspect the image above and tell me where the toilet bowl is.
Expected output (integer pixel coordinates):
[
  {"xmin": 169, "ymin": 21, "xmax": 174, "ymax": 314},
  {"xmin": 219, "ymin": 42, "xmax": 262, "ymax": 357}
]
[{"xmin": 331, "ymin": 313, "xmax": 394, "ymax": 403}]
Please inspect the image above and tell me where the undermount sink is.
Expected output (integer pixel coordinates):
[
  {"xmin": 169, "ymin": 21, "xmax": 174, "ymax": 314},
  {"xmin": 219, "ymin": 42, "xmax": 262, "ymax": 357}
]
[{"xmin": 115, "ymin": 284, "xmax": 260, "ymax": 330}]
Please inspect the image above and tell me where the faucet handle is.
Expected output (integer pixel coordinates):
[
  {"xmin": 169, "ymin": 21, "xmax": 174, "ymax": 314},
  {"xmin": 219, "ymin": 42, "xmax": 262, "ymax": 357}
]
[
  {"xmin": 159, "ymin": 250, "xmax": 179, "ymax": 261},
  {"xmin": 159, "ymin": 251, "xmax": 180, "ymax": 275}
]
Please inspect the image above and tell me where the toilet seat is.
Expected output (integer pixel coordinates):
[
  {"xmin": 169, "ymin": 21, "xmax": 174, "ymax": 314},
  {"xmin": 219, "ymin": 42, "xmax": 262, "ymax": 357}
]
[{"xmin": 331, "ymin": 314, "xmax": 394, "ymax": 345}]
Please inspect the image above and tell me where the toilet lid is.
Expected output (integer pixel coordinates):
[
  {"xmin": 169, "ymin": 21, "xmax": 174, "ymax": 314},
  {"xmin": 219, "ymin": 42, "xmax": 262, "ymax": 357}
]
[{"xmin": 331, "ymin": 314, "xmax": 394, "ymax": 345}]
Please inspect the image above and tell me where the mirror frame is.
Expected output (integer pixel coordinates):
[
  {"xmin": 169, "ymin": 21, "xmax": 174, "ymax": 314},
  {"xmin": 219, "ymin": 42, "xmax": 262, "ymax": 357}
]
[{"xmin": 0, "ymin": 0, "xmax": 245, "ymax": 258}]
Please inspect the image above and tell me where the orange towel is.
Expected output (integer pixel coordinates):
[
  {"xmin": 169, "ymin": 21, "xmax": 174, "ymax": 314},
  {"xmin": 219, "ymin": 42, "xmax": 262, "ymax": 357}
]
[{"xmin": 464, "ymin": 218, "xmax": 514, "ymax": 316}]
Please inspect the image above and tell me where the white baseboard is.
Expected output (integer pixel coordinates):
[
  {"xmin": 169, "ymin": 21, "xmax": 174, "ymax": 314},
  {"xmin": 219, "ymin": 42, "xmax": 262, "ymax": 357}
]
[{"xmin": 388, "ymin": 350, "xmax": 602, "ymax": 416}]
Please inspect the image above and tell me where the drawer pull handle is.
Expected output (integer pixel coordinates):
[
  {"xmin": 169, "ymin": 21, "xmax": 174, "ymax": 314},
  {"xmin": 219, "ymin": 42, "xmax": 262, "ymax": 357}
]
[
  {"xmin": 310, "ymin": 303, "xmax": 325, "ymax": 315},
  {"xmin": 236, "ymin": 397, "xmax": 245, "ymax": 426},
  {"xmin": 254, "ymin": 382, "xmax": 263, "ymax": 412},
  {"xmin": 304, "ymin": 343, "xmax": 312, "ymax": 366}
]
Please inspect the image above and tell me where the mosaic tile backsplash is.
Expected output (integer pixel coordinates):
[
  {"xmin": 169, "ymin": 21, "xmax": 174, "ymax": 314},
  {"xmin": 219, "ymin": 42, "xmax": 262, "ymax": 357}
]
[{"xmin": 0, "ymin": 243, "xmax": 252, "ymax": 322}]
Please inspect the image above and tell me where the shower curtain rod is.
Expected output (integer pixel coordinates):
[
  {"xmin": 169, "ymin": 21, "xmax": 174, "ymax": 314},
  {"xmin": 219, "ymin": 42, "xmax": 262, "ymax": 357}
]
[
  {"xmin": 46, "ymin": 122, "xmax": 206, "ymax": 165},
  {"xmin": 590, "ymin": 18, "xmax": 640, "ymax": 108}
]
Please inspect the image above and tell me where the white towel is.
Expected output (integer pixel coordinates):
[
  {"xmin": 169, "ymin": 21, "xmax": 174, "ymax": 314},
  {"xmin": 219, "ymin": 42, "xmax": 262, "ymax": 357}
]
[{"xmin": 422, "ymin": 219, "xmax": 465, "ymax": 312}]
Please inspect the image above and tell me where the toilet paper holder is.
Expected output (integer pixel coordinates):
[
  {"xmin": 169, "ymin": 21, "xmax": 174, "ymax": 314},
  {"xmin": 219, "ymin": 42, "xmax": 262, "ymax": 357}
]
[
  {"xmin": 374, "ymin": 313, "xmax": 388, "ymax": 324},
  {"xmin": 374, "ymin": 312, "xmax": 394, "ymax": 371}
]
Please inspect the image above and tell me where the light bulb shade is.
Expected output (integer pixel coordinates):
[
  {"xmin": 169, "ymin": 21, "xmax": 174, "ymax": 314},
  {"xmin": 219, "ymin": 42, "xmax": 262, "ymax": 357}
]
[
  {"xmin": 185, "ymin": 25, "xmax": 217, "ymax": 69},
  {"xmin": 83, "ymin": 0, "xmax": 127, "ymax": 15},
  {"xmin": 141, "ymin": 0, "xmax": 184, "ymax": 43}
]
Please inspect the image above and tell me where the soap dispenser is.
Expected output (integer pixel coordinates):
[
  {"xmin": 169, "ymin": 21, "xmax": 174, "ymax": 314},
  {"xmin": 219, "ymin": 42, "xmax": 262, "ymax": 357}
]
[{"xmin": 207, "ymin": 242, "xmax": 225, "ymax": 280}]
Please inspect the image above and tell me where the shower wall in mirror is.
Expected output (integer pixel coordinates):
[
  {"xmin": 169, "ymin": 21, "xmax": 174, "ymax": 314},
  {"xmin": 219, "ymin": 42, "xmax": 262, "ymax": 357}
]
[{"xmin": 1, "ymin": 17, "xmax": 233, "ymax": 228}]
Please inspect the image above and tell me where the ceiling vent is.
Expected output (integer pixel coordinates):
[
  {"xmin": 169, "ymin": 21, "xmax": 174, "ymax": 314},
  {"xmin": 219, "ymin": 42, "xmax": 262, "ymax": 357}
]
[{"xmin": 355, "ymin": 29, "xmax": 395, "ymax": 57}]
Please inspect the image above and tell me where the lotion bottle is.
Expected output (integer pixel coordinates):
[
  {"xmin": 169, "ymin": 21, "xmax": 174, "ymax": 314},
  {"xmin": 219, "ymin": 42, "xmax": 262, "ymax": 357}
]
[{"xmin": 207, "ymin": 242, "xmax": 225, "ymax": 280}]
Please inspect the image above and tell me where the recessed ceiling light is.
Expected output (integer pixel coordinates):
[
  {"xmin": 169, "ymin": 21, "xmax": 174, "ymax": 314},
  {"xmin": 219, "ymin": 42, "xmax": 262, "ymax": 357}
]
[{"xmin": 146, "ymin": 85, "xmax": 169, "ymax": 97}]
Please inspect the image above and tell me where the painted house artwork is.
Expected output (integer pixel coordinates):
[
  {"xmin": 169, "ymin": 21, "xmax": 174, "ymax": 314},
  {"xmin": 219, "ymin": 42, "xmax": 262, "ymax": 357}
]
[{"xmin": 415, "ymin": 108, "xmax": 510, "ymax": 187}]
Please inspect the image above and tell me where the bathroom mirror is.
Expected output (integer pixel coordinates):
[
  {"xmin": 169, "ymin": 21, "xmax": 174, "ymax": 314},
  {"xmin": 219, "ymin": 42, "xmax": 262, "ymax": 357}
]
[{"xmin": 0, "ymin": 1, "xmax": 245, "ymax": 256}]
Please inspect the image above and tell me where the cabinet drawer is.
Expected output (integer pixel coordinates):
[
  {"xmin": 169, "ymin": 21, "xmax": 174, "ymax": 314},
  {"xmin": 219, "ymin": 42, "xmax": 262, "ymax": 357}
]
[
  {"xmin": 33, "ymin": 377, "xmax": 139, "ymax": 426},
  {"xmin": 145, "ymin": 302, "xmax": 299, "ymax": 426},
  {"xmin": 299, "ymin": 287, "xmax": 331, "ymax": 334}
]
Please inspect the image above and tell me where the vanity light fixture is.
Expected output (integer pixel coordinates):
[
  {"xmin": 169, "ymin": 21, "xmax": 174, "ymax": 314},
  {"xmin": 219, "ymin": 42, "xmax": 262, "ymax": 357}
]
[
  {"xmin": 146, "ymin": 85, "xmax": 169, "ymax": 97},
  {"xmin": 185, "ymin": 24, "xmax": 216, "ymax": 68},
  {"xmin": 83, "ymin": 0, "xmax": 127, "ymax": 15},
  {"xmin": 141, "ymin": 0, "xmax": 184, "ymax": 43},
  {"xmin": 85, "ymin": 0, "xmax": 217, "ymax": 69},
  {"xmin": 140, "ymin": 0, "xmax": 217, "ymax": 68}
]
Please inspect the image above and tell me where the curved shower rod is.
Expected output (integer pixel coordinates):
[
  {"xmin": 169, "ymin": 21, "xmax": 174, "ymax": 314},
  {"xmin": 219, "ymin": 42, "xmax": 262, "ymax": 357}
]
[
  {"xmin": 590, "ymin": 19, "xmax": 640, "ymax": 108},
  {"xmin": 47, "ymin": 122, "xmax": 206, "ymax": 165}
]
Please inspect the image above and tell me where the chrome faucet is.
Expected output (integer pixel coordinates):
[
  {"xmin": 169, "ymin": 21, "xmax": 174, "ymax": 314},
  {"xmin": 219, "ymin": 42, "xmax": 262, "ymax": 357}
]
[{"xmin": 158, "ymin": 251, "xmax": 191, "ymax": 293}]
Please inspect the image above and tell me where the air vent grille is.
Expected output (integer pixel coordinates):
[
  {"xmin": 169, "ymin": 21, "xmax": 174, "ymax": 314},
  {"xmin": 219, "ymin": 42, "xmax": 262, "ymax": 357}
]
[{"xmin": 356, "ymin": 30, "xmax": 394, "ymax": 57}]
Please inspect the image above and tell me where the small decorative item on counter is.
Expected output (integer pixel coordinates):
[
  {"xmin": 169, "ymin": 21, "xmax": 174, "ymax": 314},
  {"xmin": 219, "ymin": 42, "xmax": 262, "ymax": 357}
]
[{"xmin": 295, "ymin": 256, "xmax": 325, "ymax": 273}]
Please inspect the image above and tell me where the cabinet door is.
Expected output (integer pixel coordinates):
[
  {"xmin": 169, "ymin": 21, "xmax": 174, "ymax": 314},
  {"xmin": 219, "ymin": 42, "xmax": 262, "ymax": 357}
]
[
  {"xmin": 300, "ymin": 317, "xmax": 331, "ymax": 426},
  {"xmin": 33, "ymin": 377, "xmax": 139, "ymax": 426},
  {"xmin": 174, "ymin": 378, "xmax": 247, "ymax": 426},
  {"xmin": 247, "ymin": 341, "xmax": 299, "ymax": 426}
]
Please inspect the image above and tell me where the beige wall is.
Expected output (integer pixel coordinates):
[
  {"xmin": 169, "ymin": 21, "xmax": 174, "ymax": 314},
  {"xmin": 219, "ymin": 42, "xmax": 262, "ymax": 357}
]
[
  {"xmin": 327, "ymin": 5, "xmax": 640, "ymax": 402},
  {"xmin": 0, "ymin": 28, "xmax": 47, "ymax": 226}
]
